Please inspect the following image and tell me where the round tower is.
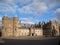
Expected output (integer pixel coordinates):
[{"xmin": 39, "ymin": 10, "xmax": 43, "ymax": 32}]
[
  {"xmin": 13, "ymin": 16, "xmax": 18, "ymax": 37},
  {"xmin": 2, "ymin": 16, "xmax": 8, "ymax": 37}
]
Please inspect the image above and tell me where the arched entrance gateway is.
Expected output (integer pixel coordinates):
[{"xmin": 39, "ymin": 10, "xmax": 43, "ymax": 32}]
[
  {"xmin": 32, "ymin": 33, "xmax": 34, "ymax": 36},
  {"xmin": 29, "ymin": 25, "xmax": 35, "ymax": 36}
]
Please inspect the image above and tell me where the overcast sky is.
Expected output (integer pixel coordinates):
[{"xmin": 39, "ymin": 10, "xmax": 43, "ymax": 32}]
[{"xmin": 0, "ymin": 0, "xmax": 60, "ymax": 24}]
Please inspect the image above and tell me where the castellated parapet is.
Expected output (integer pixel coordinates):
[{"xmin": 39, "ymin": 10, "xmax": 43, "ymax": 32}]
[{"xmin": 2, "ymin": 16, "xmax": 19, "ymax": 37}]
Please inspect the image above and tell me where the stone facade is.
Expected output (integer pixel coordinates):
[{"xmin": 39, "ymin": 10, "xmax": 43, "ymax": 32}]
[
  {"xmin": 2, "ymin": 16, "xmax": 43, "ymax": 37},
  {"xmin": 42, "ymin": 20, "xmax": 59, "ymax": 36},
  {"xmin": 1, "ymin": 16, "xmax": 60, "ymax": 37}
]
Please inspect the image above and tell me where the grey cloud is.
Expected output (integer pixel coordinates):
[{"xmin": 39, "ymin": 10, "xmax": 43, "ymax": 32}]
[
  {"xmin": 0, "ymin": 0, "xmax": 32, "ymax": 14},
  {"xmin": 35, "ymin": 0, "xmax": 60, "ymax": 9},
  {"xmin": 1, "ymin": 0, "xmax": 59, "ymax": 15},
  {"xmin": 0, "ymin": 0, "xmax": 60, "ymax": 24},
  {"xmin": 21, "ymin": 21, "xmax": 34, "ymax": 24},
  {"xmin": 54, "ymin": 8, "xmax": 60, "ymax": 25},
  {"xmin": 18, "ymin": 1, "xmax": 48, "ymax": 18},
  {"xmin": 0, "ymin": 2, "xmax": 16, "ymax": 15}
]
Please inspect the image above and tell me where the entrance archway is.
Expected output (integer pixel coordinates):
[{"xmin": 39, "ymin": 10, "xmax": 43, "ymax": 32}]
[{"xmin": 32, "ymin": 33, "xmax": 34, "ymax": 36}]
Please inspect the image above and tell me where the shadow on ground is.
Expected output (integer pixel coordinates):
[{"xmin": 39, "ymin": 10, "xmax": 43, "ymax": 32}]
[{"xmin": 0, "ymin": 37, "xmax": 60, "ymax": 45}]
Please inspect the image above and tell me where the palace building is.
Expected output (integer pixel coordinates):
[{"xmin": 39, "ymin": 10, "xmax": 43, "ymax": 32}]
[
  {"xmin": 1, "ymin": 16, "xmax": 60, "ymax": 37},
  {"xmin": 2, "ymin": 16, "xmax": 43, "ymax": 37}
]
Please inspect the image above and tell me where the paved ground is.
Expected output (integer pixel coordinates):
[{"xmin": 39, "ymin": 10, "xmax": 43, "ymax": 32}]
[
  {"xmin": 0, "ymin": 36, "xmax": 59, "ymax": 40},
  {"xmin": 0, "ymin": 36, "xmax": 60, "ymax": 45}
]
